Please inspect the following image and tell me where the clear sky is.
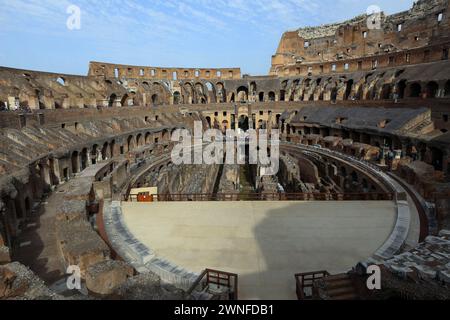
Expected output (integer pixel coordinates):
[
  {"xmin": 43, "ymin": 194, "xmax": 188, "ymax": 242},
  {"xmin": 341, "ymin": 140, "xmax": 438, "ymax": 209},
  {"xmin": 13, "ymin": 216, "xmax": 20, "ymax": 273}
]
[{"xmin": 0, "ymin": 0, "xmax": 416, "ymax": 76}]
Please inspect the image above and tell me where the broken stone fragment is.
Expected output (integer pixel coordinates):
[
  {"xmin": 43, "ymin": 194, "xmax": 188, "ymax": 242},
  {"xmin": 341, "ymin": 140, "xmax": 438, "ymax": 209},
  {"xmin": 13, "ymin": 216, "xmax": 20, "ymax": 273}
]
[
  {"xmin": 86, "ymin": 259, "xmax": 134, "ymax": 296},
  {"xmin": 0, "ymin": 262, "xmax": 60, "ymax": 300}
]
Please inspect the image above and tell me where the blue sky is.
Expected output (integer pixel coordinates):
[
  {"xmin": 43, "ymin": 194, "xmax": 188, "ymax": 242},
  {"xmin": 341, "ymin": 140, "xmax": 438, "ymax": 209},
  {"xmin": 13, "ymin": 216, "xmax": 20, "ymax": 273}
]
[{"xmin": 0, "ymin": 0, "xmax": 415, "ymax": 76}]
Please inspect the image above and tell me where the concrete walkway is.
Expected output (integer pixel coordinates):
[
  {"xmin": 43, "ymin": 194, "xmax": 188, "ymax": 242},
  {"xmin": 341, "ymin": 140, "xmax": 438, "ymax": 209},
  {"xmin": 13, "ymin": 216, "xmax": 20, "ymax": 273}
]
[{"xmin": 121, "ymin": 200, "xmax": 396, "ymax": 300}]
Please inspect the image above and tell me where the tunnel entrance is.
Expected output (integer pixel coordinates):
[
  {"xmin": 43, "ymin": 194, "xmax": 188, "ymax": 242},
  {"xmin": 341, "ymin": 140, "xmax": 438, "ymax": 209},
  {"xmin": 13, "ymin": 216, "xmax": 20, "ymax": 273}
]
[{"xmin": 238, "ymin": 115, "xmax": 249, "ymax": 131}]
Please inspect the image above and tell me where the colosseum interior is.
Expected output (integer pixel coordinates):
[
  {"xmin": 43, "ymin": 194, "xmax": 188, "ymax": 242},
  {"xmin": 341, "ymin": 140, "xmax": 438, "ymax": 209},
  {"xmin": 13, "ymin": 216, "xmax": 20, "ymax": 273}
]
[{"xmin": 1, "ymin": 0, "xmax": 450, "ymax": 301}]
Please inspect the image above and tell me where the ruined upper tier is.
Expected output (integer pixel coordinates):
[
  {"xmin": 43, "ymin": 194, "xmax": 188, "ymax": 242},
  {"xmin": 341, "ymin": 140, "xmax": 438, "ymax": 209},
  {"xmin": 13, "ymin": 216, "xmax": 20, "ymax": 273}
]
[{"xmin": 271, "ymin": 0, "xmax": 450, "ymax": 76}]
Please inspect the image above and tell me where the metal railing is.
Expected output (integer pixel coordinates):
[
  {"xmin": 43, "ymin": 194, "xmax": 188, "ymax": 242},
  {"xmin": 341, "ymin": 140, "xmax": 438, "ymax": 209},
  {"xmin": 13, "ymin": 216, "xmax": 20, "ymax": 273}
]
[
  {"xmin": 124, "ymin": 192, "xmax": 395, "ymax": 202},
  {"xmin": 187, "ymin": 269, "xmax": 239, "ymax": 300},
  {"xmin": 295, "ymin": 271, "xmax": 330, "ymax": 300}
]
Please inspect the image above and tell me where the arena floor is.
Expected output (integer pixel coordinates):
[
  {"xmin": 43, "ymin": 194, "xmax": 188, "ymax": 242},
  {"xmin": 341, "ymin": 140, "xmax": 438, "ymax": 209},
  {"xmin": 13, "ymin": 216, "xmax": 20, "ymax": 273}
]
[{"xmin": 121, "ymin": 201, "xmax": 397, "ymax": 300}]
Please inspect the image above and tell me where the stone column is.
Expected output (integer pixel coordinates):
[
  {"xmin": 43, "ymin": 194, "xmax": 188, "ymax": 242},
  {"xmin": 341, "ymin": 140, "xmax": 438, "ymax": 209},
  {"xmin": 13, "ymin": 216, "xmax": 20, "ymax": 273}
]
[
  {"xmin": 41, "ymin": 162, "xmax": 52, "ymax": 191},
  {"xmin": 52, "ymin": 158, "xmax": 62, "ymax": 185}
]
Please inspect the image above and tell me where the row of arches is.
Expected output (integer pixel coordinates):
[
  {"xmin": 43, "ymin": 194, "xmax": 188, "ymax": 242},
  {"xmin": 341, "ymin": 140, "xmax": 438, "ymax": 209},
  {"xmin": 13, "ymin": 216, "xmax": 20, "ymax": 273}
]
[
  {"xmin": 68, "ymin": 128, "xmax": 172, "ymax": 177},
  {"xmin": 399, "ymin": 81, "xmax": 446, "ymax": 99},
  {"xmin": 283, "ymin": 118, "xmax": 448, "ymax": 173},
  {"xmin": 4, "ymin": 75, "xmax": 450, "ymax": 111},
  {"xmin": 0, "ymin": 124, "xmax": 180, "ymax": 250},
  {"xmin": 167, "ymin": 77, "xmax": 450, "ymax": 105}
]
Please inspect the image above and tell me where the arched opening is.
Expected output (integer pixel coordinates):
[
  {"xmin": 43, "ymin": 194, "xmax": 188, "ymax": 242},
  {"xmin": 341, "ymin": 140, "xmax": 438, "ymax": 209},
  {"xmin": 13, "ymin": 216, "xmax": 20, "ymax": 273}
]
[
  {"xmin": 136, "ymin": 134, "xmax": 143, "ymax": 147},
  {"xmin": 331, "ymin": 87, "xmax": 338, "ymax": 101},
  {"xmin": 365, "ymin": 86, "xmax": 377, "ymax": 100},
  {"xmin": 425, "ymin": 81, "xmax": 439, "ymax": 98},
  {"xmin": 445, "ymin": 80, "xmax": 450, "ymax": 96},
  {"xmin": 290, "ymin": 81, "xmax": 298, "ymax": 101},
  {"xmin": 431, "ymin": 147, "xmax": 443, "ymax": 171},
  {"xmin": 151, "ymin": 94, "xmax": 159, "ymax": 105},
  {"xmin": 354, "ymin": 85, "xmax": 363, "ymax": 100},
  {"xmin": 173, "ymin": 91, "xmax": 181, "ymax": 104},
  {"xmin": 121, "ymin": 94, "xmax": 130, "ymax": 107},
  {"xmin": 101, "ymin": 142, "xmax": 109, "ymax": 160},
  {"xmin": 205, "ymin": 116, "xmax": 212, "ymax": 128},
  {"xmin": 397, "ymin": 80, "xmax": 407, "ymax": 99},
  {"xmin": 351, "ymin": 171, "xmax": 358, "ymax": 183},
  {"xmin": 381, "ymin": 84, "xmax": 392, "ymax": 99},
  {"xmin": 56, "ymin": 77, "xmax": 65, "ymax": 86},
  {"xmin": 238, "ymin": 115, "xmax": 249, "ymax": 131},
  {"xmin": 280, "ymin": 90, "xmax": 286, "ymax": 101},
  {"xmin": 110, "ymin": 140, "xmax": 116, "ymax": 158},
  {"xmin": 205, "ymin": 82, "xmax": 215, "ymax": 103},
  {"xmin": 71, "ymin": 151, "xmax": 79, "ymax": 174},
  {"xmin": 258, "ymin": 120, "xmax": 266, "ymax": 130},
  {"xmin": 195, "ymin": 83, "xmax": 206, "ymax": 104},
  {"xmin": 222, "ymin": 120, "xmax": 229, "ymax": 132},
  {"xmin": 36, "ymin": 90, "xmax": 45, "ymax": 110},
  {"xmin": 145, "ymin": 132, "xmax": 151, "ymax": 144},
  {"xmin": 237, "ymin": 86, "xmax": 249, "ymax": 102},
  {"xmin": 55, "ymin": 102, "xmax": 62, "ymax": 109},
  {"xmin": 230, "ymin": 93, "xmax": 235, "ymax": 103},
  {"xmin": 275, "ymin": 114, "xmax": 281, "ymax": 128},
  {"xmin": 409, "ymin": 83, "xmax": 422, "ymax": 98},
  {"xmin": 81, "ymin": 148, "xmax": 88, "ymax": 170},
  {"xmin": 108, "ymin": 94, "xmax": 117, "ymax": 107},
  {"xmin": 126, "ymin": 136, "xmax": 133, "ymax": 152},
  {"xmin": 302, "ymin": 79, "xmax": 312, "ymax": 101},
  {"xmin": 344, "ymin": 80, "xmax": 354, "ymax": 100},
  {"xmin": 161, "ymin": 129, "xmax": 169, "ymax": 142},
  {"xmin": 268, "ymin": 92, "xmax": 276, "ymax": 102},
  {"xmin": 216, "ymin": 83, "xmax": 226, "ymax": 103},
  {"xmin": 250, "ymin": 82, "xmax": 257, "ymax": 96},
  {"xmin": 91, "ymin": 145, "xmax": 98, "ymax": 164},
  {"xmin": 183, "ymin": 83, "xmax": 195, "ymax": 104},
  {"xmin": 259, "ymin": 92, "xmax": 265, "ymax": 102}
]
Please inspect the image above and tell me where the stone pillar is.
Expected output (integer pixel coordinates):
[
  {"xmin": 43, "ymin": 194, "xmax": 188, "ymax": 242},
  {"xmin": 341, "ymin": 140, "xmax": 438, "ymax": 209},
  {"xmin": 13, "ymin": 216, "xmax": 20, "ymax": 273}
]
[
  {"xmin": 97, "ymin": 150, "xmax": 103, "ymax": 163},
  {"xmin": 52, "ymin": 158, "xmax": 62, "ymax": 185},
  {"xmin": 82, "ymin": 149, "xmax": 90, "ymax": 170},
  {"xmin": 40, "ymin": 162, "xmax": 52, "ymax": 192},
  {"xmin": 72, "ymin": 153, "xmax": 81, "ymax": 175}
]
